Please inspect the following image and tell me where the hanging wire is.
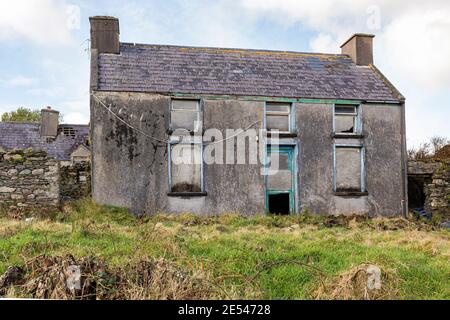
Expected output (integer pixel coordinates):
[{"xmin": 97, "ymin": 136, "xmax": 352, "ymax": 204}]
[
  {"xmin": 92, "ymin": 94, "xmax": 169, "ymax": 144},
  {"xmin": 91, "ymin": 93, "xmax": 263, "ymax": 146}
]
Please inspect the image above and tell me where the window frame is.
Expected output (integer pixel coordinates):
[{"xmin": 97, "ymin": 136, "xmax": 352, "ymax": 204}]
[
  {"xmin": 168, "ymin": 98, "xmax": 204, "ymax": 195},
  {"xmin": 264, "ymin": 102, "xmax": 293, "ymax": 134},
  {"xmin": 170, "ymin": 99, "xmax": 202, "ymax": 134},
  {"xmin": 333, "ymin": 144, "xmax": 366, "ymax": 193},
  {"xmin": 333, "ymin": 104, "xmax": 362, "ymax": 136}
]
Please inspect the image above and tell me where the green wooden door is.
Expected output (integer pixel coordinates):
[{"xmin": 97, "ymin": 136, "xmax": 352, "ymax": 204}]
[{"xmin": 266, "ymin": 146, "xmax": 295, "ymax": 215}]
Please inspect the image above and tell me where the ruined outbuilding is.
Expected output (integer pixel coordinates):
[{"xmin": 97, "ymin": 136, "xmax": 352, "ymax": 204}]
[
  {"xmin": 408, "ymin": 159, "xmax": 449, "ymax": 219},
  {"xmin": 0, "ymin": 108, "xmax": 92, "ymax": 211},
  {"xmin": 89, "ymin": 16, "xmax": 407, "ymax": 216},
  {"xmin": 0, "ymin": 108, "xmax": 90, "ymax": 166}
]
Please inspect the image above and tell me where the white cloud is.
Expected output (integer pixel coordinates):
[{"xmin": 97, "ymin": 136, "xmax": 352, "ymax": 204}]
[
  {"xmin": 116, "ymin": 0, "xmax": 261, "ymax": 48},
  {"xmin": 309, "ymin": 33, "xmax": 338, "ymax": 53},
  {"xmin": 60, "ymin": 96, "xmax": 89, "ymax": 124},
  {"xmin": 380, "ymin": 8, "xmax": 450, "ymax": 90},
  {"xmin": 0, "ymin": 0, "xmax": 76, "ymax": 45},
  {"xmin": 63, "ymin": 111, "xmax": 89, "ymax": 124},
  {"xmin": 240, "ymin": 0, "xmax": 450, "ymax": 146},
  {"xmin": 0, "ymin": 76, "xmax": 37, "ymax": 87},
  {"xmin": 241, "ymin": 0, "xmax": 450, "ymax": 90}
]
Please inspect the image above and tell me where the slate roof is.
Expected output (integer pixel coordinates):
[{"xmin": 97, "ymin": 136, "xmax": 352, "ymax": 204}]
[
  {"xmin": 0, "ymin": 122, "xmax": 89, "ymax": 161},
  {"xmin": 96, "ymin": 43, "xmax": 402, "ymax": 102}
]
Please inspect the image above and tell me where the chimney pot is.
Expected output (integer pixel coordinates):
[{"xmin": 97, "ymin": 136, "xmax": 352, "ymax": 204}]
[
  {"xmin": 340, "ymin": 33, "xmax": 375, "ymax": 66},
  {"xmin": 89, "ymin": 16, "xmax": 120, "ymax": 54}
]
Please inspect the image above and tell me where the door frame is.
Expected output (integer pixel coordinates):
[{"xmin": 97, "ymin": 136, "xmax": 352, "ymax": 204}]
[{"xmin": 265, "ymin": 145, "xmax": 297, "ymax": 215}]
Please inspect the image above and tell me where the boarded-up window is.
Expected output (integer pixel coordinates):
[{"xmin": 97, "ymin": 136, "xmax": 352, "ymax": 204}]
[
  {"xmin": 335, "ymin": 147, "xmax": 363, "ymax": 191},
  {"xmin": 170, "ymin": 144, "xmax": 202, "ymax": 192},
  {"xmin": 267, "ymin": 153, "xmax": 292, "ymax": 190},
  {"xmin": 171, "ymin": 100, "xmax": 201, "ymax": 132},
  {"xmin": 266, "ymin": 103, "xmax": 291, "ymax": 132},
  {"xmin": 335, "ymin": 105, "xmax": 358, "ymax": 134}
]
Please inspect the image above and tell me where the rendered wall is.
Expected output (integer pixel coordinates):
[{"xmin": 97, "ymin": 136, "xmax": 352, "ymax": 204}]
[{"xmin": 91, "ymin": 91, "xmax": 406, "ymax": 216}]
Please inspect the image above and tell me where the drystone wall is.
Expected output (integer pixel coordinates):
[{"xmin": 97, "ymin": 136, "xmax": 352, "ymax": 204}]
[
  {"xmin": 60, "ymin": 162, "xmax": 91, "ymax": 201},
  {"xmin": 0, "ymin": 149, "xmax": 60, "ymax": 212},
  {"xmin": 408, "ymin": 159, "xmax": 450, "ymax": 219},
  {"xmin": 423, "ymin": 161, "xmax": 449, "ymax": 218}
]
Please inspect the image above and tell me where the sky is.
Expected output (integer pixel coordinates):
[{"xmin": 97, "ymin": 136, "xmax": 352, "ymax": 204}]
[{"xmin": 0, "ymin": 0, "xmax": 449, "ymax": 147}]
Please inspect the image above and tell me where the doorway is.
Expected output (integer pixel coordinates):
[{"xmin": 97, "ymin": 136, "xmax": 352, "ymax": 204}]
[
  {"xmin": 408, "ymin": 174, "xmax": 431, "ymax": 209},
  {"xmin": 266, "ymin": 146, "xmax": 296, "ymax": 215}
]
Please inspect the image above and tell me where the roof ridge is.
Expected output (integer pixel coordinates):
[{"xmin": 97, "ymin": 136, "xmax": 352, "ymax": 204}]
[{"xmin": 119, "ymin": 42, "xmax": 348, "ymax": 58}]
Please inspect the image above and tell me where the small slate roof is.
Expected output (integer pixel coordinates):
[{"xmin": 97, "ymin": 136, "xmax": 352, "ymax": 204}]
[
  {"xmin": 0, "ymin": 122, "xmax": 89, "ymax": 161},
  {"xmin": 96, "ymin": 43, "xmax": 402, "ymax": 102}
]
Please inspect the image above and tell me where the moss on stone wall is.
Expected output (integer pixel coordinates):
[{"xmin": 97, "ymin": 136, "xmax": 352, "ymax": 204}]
[{"xmin": 0, "ymin": 149, "xmax": 60, "ymax": 213}]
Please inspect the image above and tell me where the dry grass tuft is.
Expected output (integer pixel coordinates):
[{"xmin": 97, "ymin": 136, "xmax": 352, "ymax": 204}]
[
  {"xmin": 314, "ymin": 263, "xmax": 400, "ymax": 300},
  {"xmin": 0, "ymin": 255, "xmax": 223, "ymax": 300}
]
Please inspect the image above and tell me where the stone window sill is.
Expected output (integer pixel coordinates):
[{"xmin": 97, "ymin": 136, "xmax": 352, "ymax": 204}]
[
  {"xmin": 333, "ymin": 133, "xmax": 365, "ymax": 139},
  {"xmin": 266, "ymin": 132, "xmax": 298, "ymax": 138},
  {"xmin": 167, "ymin": 192, "xmax": 207, "ymax": 198},
  {"xmin": 334, "ymin": 191, "xmax": 368, "ymax": 197}
]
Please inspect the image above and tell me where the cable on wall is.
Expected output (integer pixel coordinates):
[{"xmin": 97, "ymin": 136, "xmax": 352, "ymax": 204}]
[{"xmin": 92, "ymin": 93, "xmax": 264, "ymax": 146}]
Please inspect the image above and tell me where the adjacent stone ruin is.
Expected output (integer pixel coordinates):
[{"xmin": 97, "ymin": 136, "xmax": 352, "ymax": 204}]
[
  {"xmin": 0, "ymin": 149, "xmax": 59, "ymax": 212},
  {"xmin": 408, "ymin": 159, "xmax": 450, "ymax": 219},
  {"xmin": 60, "ymin": 163, "xmax": 91, "ymax": 201},
  {"xmin": 0, "ymin": 149, "xmax": 91, "ymax": 214}
]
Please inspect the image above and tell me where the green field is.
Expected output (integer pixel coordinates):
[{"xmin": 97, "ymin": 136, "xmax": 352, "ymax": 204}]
[{"xmin": 0, "ymin": 199, "xmax": 449, "ymax": 300}]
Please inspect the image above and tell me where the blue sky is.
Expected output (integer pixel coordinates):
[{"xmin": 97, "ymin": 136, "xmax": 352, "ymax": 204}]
[{"xmin": 0, "ymin": 0, "xmax": 449, "ymax": 147}]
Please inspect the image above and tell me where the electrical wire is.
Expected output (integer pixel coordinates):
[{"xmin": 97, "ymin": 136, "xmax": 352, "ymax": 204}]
[
  {"xmin": 92, "ymin": 94, "xmax": 169, "ymax": 144},
  {"xmin": 92, "ymin": 93, "xmax": 264, "ymax": 146}
]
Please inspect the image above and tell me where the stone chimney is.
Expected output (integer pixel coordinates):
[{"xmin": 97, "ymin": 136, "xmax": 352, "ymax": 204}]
[
  {"xmin": 89, "ymin": 16, "xmax": 120, "ymax": 54},
  {"xmin": 340, "ymin": 34, "xmax": 375, "ymax": 66},
  {"xmin": 40, "ymin": 107, "xmax": 59, "ymax": 138}
]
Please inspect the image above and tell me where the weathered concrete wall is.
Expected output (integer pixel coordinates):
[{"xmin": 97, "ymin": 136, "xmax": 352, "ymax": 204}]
[
  {"xmin": 363, "ymin": 104, "xmax": 405, "ymax": 216},
  {"xmin": 60, "ymin": 162, "xmax": 91, "ymax": 201},
  {"xmin": 297, "ymin": 103, "xmax": 404, "ymax": 216},
  {"xmin": 297, "ymin": 103, "xmax": 335, "ymax": 214},
  {"xmin": 91, "ymin": 91, "xmax": 406, "ymax": 216},
  {"xmin": 0, "ymin": 149, "xmax": 59, "ymax": 212},
  {"xmin": 201, "ymin": 99, "xmax": 265, "ymax": 215},
  {"xmin": 91, "ymin": 92, "xmax": 265, "ymax": 215},
  {"xmin": 91, "ymin": 92, "xmax": 169, "ymax": 215}
]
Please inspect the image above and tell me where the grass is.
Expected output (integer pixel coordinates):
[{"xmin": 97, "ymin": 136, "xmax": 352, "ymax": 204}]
[{"xmin": 0, "ymin": 199, "xmax": 449, "ymax": 299}]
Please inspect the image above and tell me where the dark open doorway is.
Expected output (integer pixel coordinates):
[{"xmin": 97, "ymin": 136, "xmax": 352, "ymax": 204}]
[
  {"xmin": 268, "ymin": 193, "xmax": 290, "ymax": 215},
  {"xmin": 408, "ymin": 175, "xmax": 431, "ymax": 209}
]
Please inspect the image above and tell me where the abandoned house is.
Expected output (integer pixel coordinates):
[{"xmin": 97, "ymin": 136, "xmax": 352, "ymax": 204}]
[{"xmin": 89, "ymin": 16, "xmax": 407, "ymax": 216}]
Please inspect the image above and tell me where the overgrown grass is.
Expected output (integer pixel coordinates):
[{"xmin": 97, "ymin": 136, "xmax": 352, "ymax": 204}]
[{"xmin": 0, "ymin": 199, "xmax": 449, "ymax": 299}]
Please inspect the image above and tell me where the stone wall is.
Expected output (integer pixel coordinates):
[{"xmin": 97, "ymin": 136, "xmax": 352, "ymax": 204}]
[
  {"xmin": 0, "ymin": 149, "xmax": 60, "ymax": 212},
  {"xmin": 424, "ymin": 161, "xmax": 449, "ymax": 218},
  {"xmin": 60, "ymin": 162, "xmax": 91, "ymax": 201},
  {"xmin": 408, "ymin": 159, "xmax": 450, "ymax": 219}
]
